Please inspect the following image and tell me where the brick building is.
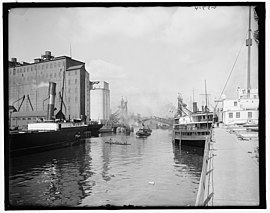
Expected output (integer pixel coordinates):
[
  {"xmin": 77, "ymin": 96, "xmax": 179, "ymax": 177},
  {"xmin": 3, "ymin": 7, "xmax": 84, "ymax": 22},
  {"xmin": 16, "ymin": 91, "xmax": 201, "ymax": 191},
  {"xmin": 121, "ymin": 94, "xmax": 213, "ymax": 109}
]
[{"xmin": 9, "ymin": 51, "xmax": 91, "ymax": 128}]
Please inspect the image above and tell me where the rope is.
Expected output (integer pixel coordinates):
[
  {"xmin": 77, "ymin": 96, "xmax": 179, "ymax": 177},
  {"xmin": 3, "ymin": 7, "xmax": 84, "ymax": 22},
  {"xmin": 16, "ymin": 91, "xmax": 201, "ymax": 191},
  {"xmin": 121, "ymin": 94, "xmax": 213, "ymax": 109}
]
[{"xmin": 214, "ymin": 30, "xmax": 249, "ymax": 111}]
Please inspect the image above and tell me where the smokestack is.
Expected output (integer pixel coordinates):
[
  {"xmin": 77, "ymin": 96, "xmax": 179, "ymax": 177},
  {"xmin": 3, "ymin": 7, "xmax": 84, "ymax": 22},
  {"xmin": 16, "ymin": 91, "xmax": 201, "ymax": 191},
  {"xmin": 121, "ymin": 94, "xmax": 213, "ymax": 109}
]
[
  {"xmin": 193, "ymin": 102, "xmax": 198, "ymax": 113},
  {"xmin": 46, "ymin": 82, "xmax": 56, "ymax": 120},
  {"xmin": 11, "ymin": 58, "xmax": 17, "ymax": 62}
]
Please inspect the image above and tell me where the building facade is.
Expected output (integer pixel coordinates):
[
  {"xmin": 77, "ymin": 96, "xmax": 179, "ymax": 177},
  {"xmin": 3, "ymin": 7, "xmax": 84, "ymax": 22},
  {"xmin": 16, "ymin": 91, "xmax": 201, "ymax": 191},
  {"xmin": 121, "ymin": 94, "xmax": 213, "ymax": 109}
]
[
  {"xmin": 9, "ymin": 51, "xmax": 91, "ymax": 128},
  {"xmin": 221, "ymin": 87, "xmax": 259, "ymax": 125},
  {"xmin": 90, "ymin": 81, "xmax": 110, "ymax": 123}
]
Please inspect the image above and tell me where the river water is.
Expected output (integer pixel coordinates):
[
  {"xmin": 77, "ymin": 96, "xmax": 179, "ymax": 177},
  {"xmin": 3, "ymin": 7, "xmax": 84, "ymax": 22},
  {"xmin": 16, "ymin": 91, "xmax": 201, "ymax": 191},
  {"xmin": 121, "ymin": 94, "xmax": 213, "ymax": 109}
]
[{"xmin": 8, "ymin": 129, "xmax": 204, "ymax": 208}]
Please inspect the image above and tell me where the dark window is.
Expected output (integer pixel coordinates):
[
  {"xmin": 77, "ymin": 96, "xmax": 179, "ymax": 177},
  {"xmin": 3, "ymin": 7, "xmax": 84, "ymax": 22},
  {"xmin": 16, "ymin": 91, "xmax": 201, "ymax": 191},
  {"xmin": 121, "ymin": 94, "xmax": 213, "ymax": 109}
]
[
  {"xmin": 75, "ymin": 97, "xmax": 77, "ymax": 102},
  {"xmin": 236, "ymin": 112, "xmax": 240, "ymax": 118},
  {"xmin": 13, "ymin": 70, "xmax": 16, "ymax": 75},
  {"xmin": 248, "ymin": 112, "xmax": 252, "ymax": 118},
  {"xmin": 28, "ymin": 118, "xmax": 31, "ymax": 120},
  {"xmin": 50, "ymin": 63, "xmax": 52, "ymax": 68},
  {"xmin": 22, "ymin": 118, "xmax": 26, "ymax": 120},
  {"xmin": 75, "ymin": 79, "xmax": 77, "ymax": 84},
  {"xmin": 46, "ymin": 64, "xmax": 48, "ymax": 69},
  {"xmin": 229, "ymin": 113, "xmax": 233, "ymax": 118},
  {"xmin": 234, "ymin": 101, "xmax": 237, "ymax": 106}
]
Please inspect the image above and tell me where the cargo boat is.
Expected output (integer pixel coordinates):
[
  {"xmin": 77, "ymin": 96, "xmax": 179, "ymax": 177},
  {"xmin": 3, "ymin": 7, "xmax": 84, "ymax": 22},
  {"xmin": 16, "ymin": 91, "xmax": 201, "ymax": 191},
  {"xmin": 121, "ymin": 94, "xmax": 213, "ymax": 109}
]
[
  {"xmin": 8, "ymin": 82, "xmax": 103, "ymax": 157},
  {"xmin": 9, "ymin": 123, "xmax": 102, "ymax": 157}
]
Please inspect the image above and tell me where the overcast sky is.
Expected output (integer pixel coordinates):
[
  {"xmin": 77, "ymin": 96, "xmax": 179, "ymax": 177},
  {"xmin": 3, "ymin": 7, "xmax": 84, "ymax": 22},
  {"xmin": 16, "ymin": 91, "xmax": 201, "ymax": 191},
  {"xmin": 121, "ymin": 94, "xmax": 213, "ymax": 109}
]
[{"xmin": 8, "ymin": 5, "xmax": 259, "ymax": 117}]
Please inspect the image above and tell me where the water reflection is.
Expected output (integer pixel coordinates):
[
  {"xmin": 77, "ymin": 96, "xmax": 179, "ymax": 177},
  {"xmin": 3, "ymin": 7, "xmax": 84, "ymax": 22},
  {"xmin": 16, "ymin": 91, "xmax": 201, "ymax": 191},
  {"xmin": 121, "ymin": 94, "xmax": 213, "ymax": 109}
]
[
  {"xmin": 9, "ymin": 130, "xmax": 203, "ymax": 208},
  {"xmin": 9, "ymin": 141, "xmax": 92, "ymax": 207},
  {"xmin": 173, "ymin": 144, "xmax": 204, "ymax": 178}
]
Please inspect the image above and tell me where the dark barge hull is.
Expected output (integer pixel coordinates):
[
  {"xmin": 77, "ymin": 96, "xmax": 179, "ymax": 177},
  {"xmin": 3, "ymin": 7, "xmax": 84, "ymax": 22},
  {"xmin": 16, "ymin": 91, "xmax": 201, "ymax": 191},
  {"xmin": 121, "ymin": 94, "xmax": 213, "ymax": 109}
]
[
  {"xmin": 179, "ymin": 139, "xmax": 205, "ymax": 147},
  {"xmin": 9, "ymin": 124, "xmax": 103, "ymax": 157}
]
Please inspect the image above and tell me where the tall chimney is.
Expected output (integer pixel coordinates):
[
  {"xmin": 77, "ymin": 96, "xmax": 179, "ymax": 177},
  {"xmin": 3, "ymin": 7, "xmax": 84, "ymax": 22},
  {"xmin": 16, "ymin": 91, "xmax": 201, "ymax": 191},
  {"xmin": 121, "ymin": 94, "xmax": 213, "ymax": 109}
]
[
  {"xmin": 47, "ymin": 82, "xmax": 56, "ymax": 120},
  {"xmin": 193, "ymin": 102, "xmax": 198, "ymax": 113},
  {"xmin": 11, "ymin": 58, "xmax": 17, "ymax": 62}
]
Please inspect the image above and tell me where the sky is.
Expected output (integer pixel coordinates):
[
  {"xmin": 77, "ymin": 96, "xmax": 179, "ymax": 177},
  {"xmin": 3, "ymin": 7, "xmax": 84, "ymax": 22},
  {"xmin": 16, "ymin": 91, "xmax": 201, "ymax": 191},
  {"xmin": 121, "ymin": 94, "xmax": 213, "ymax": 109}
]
[{"xmin": 8, "ymin": 5, "xmax": 259, "ymax": 117}]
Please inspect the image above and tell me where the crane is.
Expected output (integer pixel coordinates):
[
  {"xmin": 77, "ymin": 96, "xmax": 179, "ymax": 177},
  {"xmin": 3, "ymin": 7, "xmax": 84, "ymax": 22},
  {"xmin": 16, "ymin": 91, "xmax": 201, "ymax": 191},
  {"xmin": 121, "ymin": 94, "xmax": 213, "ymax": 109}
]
[
  {"xmin": 176, "ymin": 93, "xmax": 192, "ymax": 117},
  {"xmin": 12, "ymin": 95, "xmax": 25, "ymax": 112}
]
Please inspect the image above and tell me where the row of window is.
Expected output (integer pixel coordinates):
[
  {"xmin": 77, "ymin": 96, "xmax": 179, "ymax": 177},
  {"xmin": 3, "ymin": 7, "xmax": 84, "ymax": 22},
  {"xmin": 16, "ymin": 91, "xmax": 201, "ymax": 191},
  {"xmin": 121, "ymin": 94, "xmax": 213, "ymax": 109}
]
[
  {"xmin": 11, "ymin": 61, "xmax": 65, "ymax": 74},
  {"xmin": 12, "ymin": 117, "xmax": 43, "ymax": 121},
  {"xmin": 67, "ymin": 88, "xmax": 78, "ymax": 93},
  {"xmin": 68, "ymin": 79, "xmax": 78, "ymax": 84},
  {"xmin": 228, "ymin": 112, "xmax": 253, "ymax": 119},
  {"xmin": 233, "ymin": 100, "xmax": 256, "ymax": 106},
  {"xmin": 11, "ymin": 76, "xmax": 78, "ymax": 85},
  {"xmin": 67, "ymin": 96, "xmax": 78, "ymax": 102},
  {"xmin": 11, "ymin": 65, "xmax": 79, "ymax": 76}
]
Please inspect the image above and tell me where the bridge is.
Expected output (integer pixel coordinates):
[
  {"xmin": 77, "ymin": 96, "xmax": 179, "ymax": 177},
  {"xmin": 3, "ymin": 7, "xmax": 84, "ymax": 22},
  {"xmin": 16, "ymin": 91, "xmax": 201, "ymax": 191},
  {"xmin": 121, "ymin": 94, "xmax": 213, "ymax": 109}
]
[{"xmin": 142, "ymin": 116, "xmax": 174, "ymax": 126}]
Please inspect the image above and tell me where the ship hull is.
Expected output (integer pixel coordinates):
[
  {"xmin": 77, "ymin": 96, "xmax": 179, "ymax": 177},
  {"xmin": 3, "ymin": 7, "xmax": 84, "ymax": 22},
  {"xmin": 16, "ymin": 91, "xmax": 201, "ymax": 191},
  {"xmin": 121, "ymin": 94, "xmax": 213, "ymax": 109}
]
[
  {"xmin": 8, "ymin": 124, "xmax": 103, "ymax": 157},
  {"xmin": 172, "ymin": 129, "xmax": 210, "ymax": 147}
]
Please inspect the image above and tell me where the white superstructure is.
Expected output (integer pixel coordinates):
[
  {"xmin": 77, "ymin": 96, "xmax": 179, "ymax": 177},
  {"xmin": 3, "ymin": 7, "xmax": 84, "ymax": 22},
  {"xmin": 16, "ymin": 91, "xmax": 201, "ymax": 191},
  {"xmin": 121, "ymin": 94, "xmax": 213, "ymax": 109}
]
[{"xmin": 221, "ymin": 87, "xmax": 259, "ymax": 125}]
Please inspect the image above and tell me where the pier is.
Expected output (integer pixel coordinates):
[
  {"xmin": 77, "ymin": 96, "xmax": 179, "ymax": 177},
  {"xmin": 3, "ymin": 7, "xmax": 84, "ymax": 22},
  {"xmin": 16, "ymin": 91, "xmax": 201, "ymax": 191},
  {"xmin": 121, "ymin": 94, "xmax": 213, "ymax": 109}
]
[{"xmin": 196, "ymin": 126, "xmax": 259, "ymax": 206}]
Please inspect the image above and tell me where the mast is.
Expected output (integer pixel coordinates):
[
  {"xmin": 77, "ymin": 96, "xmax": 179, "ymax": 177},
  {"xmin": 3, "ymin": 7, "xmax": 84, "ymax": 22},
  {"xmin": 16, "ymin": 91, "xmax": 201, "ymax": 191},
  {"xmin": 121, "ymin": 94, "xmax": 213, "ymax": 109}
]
[
  {"xmin": 205, "ymin": 80, "xmax": 209, "ymax": 129},
  {"xmin": 177, "ymin": 93, "xmax": 183, "ymax": 117},
  {"xmin": 205, "ymin": 80, "xmax": 208, "ymax": 108},
  {"xmin": 61, "ymin": 62, "xmax": 66, "ymax": 114},
  {"xmin": 70, "ymin": 43, "xmax": 72, "ymax": 58},
  {"xmin": 246, "ymin": 6, "xmax": 252, "ymax": 98},
  {"xmin": 193, "ymin": 88, "xmax": 194, "ymax": 103},
  {"xmin": 56, "ymin": 60, "xmax": 66, "ymax": 120}
]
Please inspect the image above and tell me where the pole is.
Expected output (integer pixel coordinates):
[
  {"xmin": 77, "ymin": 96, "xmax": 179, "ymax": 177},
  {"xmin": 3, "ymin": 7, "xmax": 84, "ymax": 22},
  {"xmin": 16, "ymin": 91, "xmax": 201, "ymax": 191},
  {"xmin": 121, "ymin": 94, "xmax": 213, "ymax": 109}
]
[
  {"xmin": 205, "ymin": 80, "xmax": 209, "ymax": 130},
  {"xmin": 193, "ymin": 88, "xmax": 195, "ymax": 103},
  {"xmin": 70, "ymin": 43, "xmax": 72, "ymax": 58},
  {"xmin": 205, "ymin": 80, "xmax": 208, "ymax": 107},
  {"xmin": 247, "ymin": 6, "xmax": 252, "ymax": 98},
  {"xmin": 60, "ymin": 61, "xmax": 65, "ymax": 113},
  {"xmin": 35, "ymin": 64, "xmax": 38, "ymax": 110}
]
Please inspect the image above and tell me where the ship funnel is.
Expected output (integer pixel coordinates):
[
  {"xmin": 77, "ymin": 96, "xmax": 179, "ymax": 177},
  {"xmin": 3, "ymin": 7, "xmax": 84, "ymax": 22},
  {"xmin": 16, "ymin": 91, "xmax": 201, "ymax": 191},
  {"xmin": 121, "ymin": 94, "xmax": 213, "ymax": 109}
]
[
  {"xmin": 47, "ymin": 82, "xmax": 56, "ymax": 120},
  {"xmin": 193, "ymin": 102, "xmax": 198, "ymax": 113}
]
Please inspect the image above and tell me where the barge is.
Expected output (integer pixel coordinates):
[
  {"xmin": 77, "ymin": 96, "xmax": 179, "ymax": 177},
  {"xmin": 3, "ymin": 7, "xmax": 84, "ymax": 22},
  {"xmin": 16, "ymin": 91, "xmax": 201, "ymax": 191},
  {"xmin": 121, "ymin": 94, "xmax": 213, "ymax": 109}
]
[{"xmin": 8, "ymin": 82, "xmax": 102, "ymax": 157}]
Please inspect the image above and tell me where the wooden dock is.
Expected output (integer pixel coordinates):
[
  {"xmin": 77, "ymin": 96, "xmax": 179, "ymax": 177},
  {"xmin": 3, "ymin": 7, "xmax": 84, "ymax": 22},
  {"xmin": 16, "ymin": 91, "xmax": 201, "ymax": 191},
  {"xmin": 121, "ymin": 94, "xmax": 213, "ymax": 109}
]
[{"xmin": 196, "ymin": 127, "xmax": 259, "ymax": 206}]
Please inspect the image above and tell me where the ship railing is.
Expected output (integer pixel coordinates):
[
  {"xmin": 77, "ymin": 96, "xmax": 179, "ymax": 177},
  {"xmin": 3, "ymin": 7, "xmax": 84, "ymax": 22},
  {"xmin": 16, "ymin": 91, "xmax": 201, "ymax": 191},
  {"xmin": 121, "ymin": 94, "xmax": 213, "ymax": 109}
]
[{"xmin": 195, "ymin": 133, "xmax": 214, "ymax": 206}]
